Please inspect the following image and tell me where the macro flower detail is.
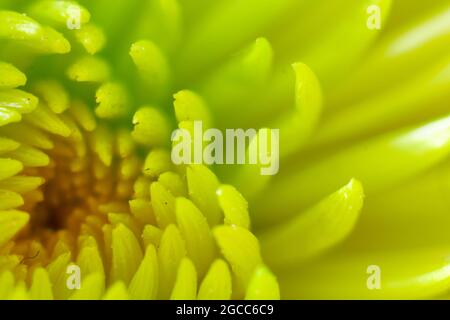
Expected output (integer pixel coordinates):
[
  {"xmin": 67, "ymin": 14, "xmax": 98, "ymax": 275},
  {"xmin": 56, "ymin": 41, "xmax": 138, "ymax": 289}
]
[
  {"xmin": 0, "ymin": 0, "xmax": 450, "ymax": 300},
  {"xmin": 0, "ymin": 0, "xmax": 281, "ymax": 300}
]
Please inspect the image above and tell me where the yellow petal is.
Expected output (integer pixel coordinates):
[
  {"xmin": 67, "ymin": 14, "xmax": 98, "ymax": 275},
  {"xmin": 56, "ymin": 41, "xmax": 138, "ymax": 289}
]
[
  {"xmin": 6, "ymin": 145, "xmax": 49, "ymax": 167},
  {"xmin": 30, "ymin": 267, "xmax": 54, "ymax": 300},
  {"xmin": 95, "ymin": 82, "xmax": 130, "ymax": 119},
  {"xmin": 130, "ymin": 40, "xmax": 170, "ymax": 99},
  {"xmin": 0, "ymin": 62, "xmax": 26, "ymax": 89},
  {"xmin": 27, "ymin": 0, "xmax": 90, "ymax": 27},
  {"xmin": 0, "ymin": 158, "xmax": 25, "ymax": 180},
  {"xmin": 74, "ymin": 23, "xmax": 106, "ymax": 54},
  {"xmin": 111, "ymin": 224, "xmax": 143, "ymax": 285},
  {"xmin": 0, "ymin": 107, "xmax": 21, "ymax": 126},
  {"xmin": 69, "ymin": 273, "xmax": 104, "ymax": 300},
  {"xmin": 150, "ymin": 181, "xmax": 176, "ymax": 229},
  {"xmin": 142, "ymin": 225, "xmax": 163, "ymax": 248},
  {"xmin": 256, "ymin": 114, "xmax": 450, "ymax": 226},
  {"xmin": 0, "ymin": 210, "xmax": 29, "ymax": 247},
  {"xmin": 216, "ymin": 184, "xmax": 250, "ymax": 229},
  {"xmin": 213, "ymin": 225, "xmax": 262, "ymax": 295},
  {"xmin": 76, "ymin": 237, "xmax": 105, "ymax": 280},
  {"xmin": 277, "ymin": 62, "xmax": 322, "ymax": 158},
  {"xmin": 0, "ymin": 137, "xmax": 19, "ymax": 154},
  {"xmin": 158, "ymin": 224, "xmax": 186, "ymax": 299},
  {"xmin": 260, "ymin": 179, "xmax": 364, "ymax": 269},
  {"xmin": 0, "ymin": 271, "xmax": 15, "ymax": 299},
  {"xmin": 0, "ymin": 175, "xmax": 45, "ymax": 194},
  {"xmin": 129, "ymin": 198, "xmax": 156, "ymax": 225},
  {"xmin": 67, "ymin": 56, "xmax": 110, "ymax": 83},
  {"xmin": 186, "ymin": 165, "xmax": 222, "ymax": 226},
  {"xmin": 31, "ymin": 80, "xmax": 69, "ymax": 114},
  {"xmin": 175, "ymin": 197, "xmax": 216, "ymax": 277},
  {"xmin": 158, "ymin": 171, "xmax": 187, "ymax": 197},
  {"xmin": 103, "ymin": 282, "xmax": 130, "ymax": 300},
  {"xmin": 0, "ymin": 189, "xmax": 23, "ymax": 210}
]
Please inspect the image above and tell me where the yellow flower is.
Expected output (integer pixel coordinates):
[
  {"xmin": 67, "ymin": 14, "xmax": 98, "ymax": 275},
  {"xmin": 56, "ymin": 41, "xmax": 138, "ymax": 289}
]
[{"xmin": 0, "ymin": 0, "xmax": 449, "ymax": 300}]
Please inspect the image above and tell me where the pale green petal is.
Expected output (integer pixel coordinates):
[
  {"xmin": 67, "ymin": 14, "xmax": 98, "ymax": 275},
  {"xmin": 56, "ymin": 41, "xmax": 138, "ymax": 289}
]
[
  {"xmin": 0, "ymin": 62, "xmax": 26, "ymax": 89},
  {"xmin": 103, "ymin": 282, "xmax": 130, "ymax": 300},
  {"xmin": 255, "ymin": 115, "xmax": 450, "ymax": 226}
]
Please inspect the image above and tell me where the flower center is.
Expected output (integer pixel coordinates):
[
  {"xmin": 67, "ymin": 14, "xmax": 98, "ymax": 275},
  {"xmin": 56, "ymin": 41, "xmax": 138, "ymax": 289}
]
[{"xmin": 12, "ymin": 104, "xmax": 142, "ymax": 266}]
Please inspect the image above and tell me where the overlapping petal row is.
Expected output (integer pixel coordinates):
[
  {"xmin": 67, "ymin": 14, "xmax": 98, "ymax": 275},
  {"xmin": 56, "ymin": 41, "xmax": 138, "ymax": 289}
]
[{"xmin": 0, "ymin": 0, "xmax": 449, "ymax": 299}]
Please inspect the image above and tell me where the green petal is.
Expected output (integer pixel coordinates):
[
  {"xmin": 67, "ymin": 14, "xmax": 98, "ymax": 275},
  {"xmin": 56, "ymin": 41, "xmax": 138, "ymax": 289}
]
[{"xmin": 27, "ymin": 0, "xmax": 90, "ymax": 27}]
